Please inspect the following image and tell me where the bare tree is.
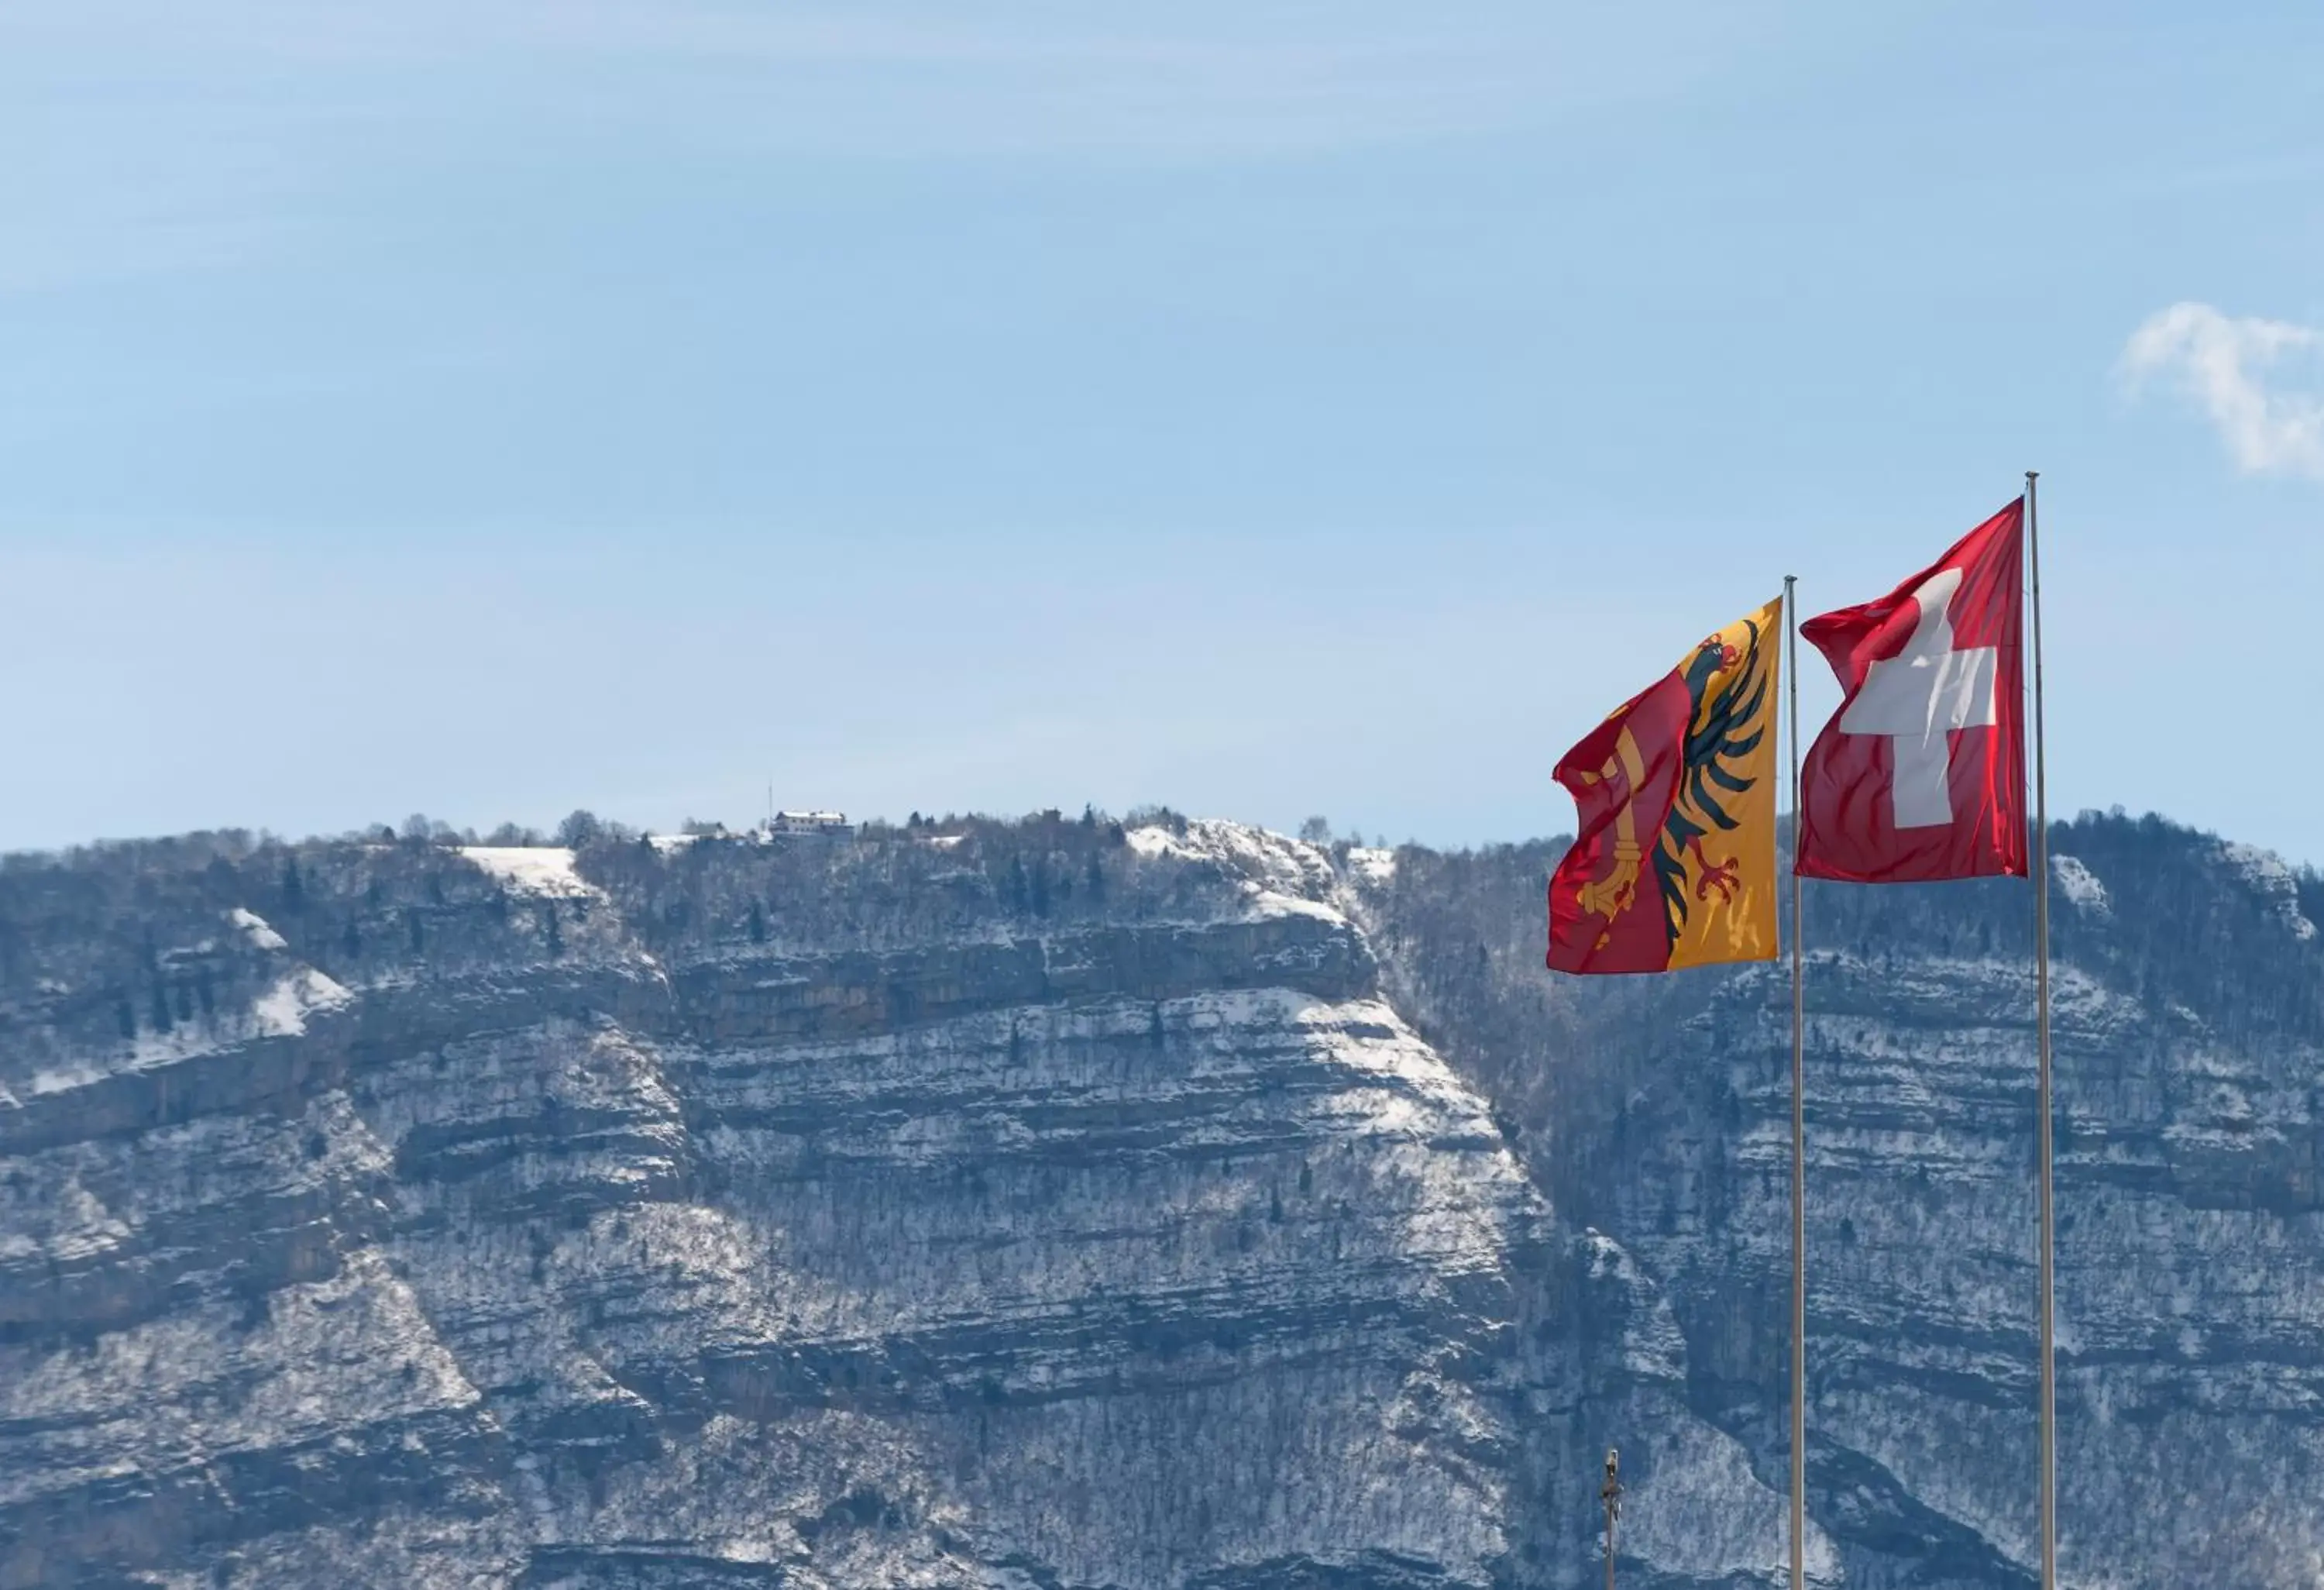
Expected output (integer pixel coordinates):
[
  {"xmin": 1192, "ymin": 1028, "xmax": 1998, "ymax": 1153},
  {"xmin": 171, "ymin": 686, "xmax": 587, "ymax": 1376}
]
[{"xmin": 555, "ymin": 810, "xmax": 604, "ymax": 848}]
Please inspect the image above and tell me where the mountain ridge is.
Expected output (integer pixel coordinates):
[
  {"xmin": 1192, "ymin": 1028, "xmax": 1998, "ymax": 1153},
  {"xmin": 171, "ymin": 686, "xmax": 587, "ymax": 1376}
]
[{"xmin": 1, "ymin": 808, "xmax": 2318, "ymax": 1587}]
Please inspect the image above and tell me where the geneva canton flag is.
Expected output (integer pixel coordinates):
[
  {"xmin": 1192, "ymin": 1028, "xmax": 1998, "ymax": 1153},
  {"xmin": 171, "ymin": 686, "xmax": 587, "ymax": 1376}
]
[
  {"xmin": 1797, "ymin": 500, "xmax": 2027, "ymax": 882},
  {"xmin": 1549, "ymin": 597, "xmax": 1783, "ymax": 974}
]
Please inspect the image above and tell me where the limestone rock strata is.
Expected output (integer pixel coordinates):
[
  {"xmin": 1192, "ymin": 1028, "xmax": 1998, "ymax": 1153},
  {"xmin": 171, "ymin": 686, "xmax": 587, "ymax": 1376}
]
[
  {"xmin": 1359, "ymin": 815, "xmax": 2324, "ymax": 1588},
  {"xmin": 2, "ymin": 821, "xmax": 1768, "ymax": 1588}
]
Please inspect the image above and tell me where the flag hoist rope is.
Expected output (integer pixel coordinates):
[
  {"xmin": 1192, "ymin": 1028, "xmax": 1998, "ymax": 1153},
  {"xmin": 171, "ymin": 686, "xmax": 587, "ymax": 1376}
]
[
  {"xmin": 2028, "ymin": 471, "xmax": 2056, "ymax": 1590},
  {"xmin": 1785, "ymin": 573, "xmax": 1806, "ymax": 1590}
]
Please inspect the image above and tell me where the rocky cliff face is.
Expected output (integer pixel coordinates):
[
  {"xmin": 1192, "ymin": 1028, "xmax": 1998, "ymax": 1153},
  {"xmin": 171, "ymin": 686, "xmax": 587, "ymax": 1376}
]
[
  {"xmin": 2, "ymin": 811, "xmax": 2318, "ymax": 1588},
  {"xmin": 1360, "ymin": 813, "xmax": 2324, "ymax": 1589}
]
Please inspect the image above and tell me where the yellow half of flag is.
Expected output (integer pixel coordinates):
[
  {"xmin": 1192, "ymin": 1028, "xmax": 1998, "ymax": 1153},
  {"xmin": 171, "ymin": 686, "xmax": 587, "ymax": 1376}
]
[{"xmin": 1661, "ymin": 595, "xmax": 1783, "ymax": 969}]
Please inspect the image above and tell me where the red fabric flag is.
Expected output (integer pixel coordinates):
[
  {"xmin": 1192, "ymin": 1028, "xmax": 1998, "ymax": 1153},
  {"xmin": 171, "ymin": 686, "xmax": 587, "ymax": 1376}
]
[
  {"xmin": 1796, "ymin": 499, "xmax": 2027, "ymax": 883},
  {"xmin": 1548, "ymin": 599, "xmax": 1783, "ymax": 974},
  {"xmin": 1548, "ymin": 673, "xmax": 1693, "ymax": 973}
]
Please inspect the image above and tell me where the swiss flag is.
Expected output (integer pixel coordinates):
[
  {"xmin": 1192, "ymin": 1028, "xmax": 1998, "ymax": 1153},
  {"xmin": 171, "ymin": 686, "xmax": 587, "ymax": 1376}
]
[{"xmin": 1796, "ymin": 500, "xmax": 2027, "ymax": 882}]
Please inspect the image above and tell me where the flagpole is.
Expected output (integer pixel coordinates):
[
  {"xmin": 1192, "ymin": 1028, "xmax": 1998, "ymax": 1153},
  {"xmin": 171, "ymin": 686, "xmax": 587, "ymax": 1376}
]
[
  {"xmin": 2027, "ymin": 473, "xmax": 2056, "ymax": 1588},
  {"xmin": 1785, "ymin": 573, "xmax": 1807, "ymax": 1590}
]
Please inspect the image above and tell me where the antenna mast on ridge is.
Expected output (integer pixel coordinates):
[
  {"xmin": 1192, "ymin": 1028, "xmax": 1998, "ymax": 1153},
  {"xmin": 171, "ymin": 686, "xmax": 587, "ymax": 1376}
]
[{"xmin": 1601, "ymin": 1447, "xmax": 1622, "ymax": 1590}]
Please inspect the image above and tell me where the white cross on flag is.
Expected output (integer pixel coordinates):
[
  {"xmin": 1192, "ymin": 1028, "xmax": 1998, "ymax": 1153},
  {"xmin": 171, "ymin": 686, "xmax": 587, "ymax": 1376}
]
[{"xmin": 1796, "ymin": 500, "xmax": 2027, "ymax": 882}]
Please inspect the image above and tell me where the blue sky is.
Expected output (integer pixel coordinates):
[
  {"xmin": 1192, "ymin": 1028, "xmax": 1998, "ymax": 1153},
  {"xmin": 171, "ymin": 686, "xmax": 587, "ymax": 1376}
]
[{"xmin": 3, "ymin": 2, "xmax": 2321, "ymax": 858}]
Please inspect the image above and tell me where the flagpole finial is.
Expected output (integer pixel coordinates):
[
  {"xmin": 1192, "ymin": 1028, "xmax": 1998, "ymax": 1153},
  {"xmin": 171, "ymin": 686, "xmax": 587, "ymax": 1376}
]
[{"xmin": 2025, "ymin": 469, "xmax": 2038, "ymax": 484}]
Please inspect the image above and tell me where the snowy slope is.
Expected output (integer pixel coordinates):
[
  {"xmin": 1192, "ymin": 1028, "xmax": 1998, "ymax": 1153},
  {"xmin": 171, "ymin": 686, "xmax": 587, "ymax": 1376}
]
[
  {"xmin": 4, "ymin": 810, "xmax": 2315, "ymax": 1588},
  {"xmin": 1358, "ymin": 813, "xmax": 2324, "ymax": 1589},
  {"xmin": 0, "ymin": 821, "xmax": 1720, "ymax": 1588}
]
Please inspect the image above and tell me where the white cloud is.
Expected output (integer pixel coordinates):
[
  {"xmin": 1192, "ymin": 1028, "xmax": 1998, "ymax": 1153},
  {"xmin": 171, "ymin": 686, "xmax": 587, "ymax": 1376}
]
[{"xmin": 2119, "ymin": 301, "xmax": 2324, "ymax": 479}]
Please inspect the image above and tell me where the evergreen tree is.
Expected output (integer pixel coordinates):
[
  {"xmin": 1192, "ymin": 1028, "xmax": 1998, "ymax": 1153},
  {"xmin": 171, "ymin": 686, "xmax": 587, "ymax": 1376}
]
[
  {"xmin": 115, "ymin": 996, "xmax": 136, "ymax": 1040},
  {"xmin": 342, "ymin": 919, "xmax": 362, "ymax": 962},
  {"xmin": 408, "ymin": 910, "xmax": 425, "ymax": 952},
  {"xmin": 748, "ymin": 901, "xmax": 766, "ymax": 945},
  {"xmin": 282, "ymin": 857, "xmax": 305, "ymax": 914},
  {"xmin": 149, "ymin": 982, "xmax": 173, "ymax": 1034},
  {"xmin": 1085, "ymin": 852, "xmax": 1105, "ymax": 903},
  {"xmin": 542, "ymin": 903, "xmax": 563, "ymax": 957},
  {"xmin": 1030, "ymin": 859, "xmax": 1050, "ymax": 917},
  {"xmin": 1004, "ymin": 856, "xmax": 1030, "ymax": 914}
]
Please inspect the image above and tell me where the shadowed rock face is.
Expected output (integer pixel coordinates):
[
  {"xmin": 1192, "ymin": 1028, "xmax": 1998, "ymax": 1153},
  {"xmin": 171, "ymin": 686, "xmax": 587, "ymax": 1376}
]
[
  {"xmin": 2, "ymin": 811, "xmax": 2315, "ymax": 1588},
  {"xmin": 1358, "ymin": 812, "xmax": 2324, "ymax": 1590},
  {"xmin": 0, "ymin": 818, "xmax": 1729, "ymax": 1590}
]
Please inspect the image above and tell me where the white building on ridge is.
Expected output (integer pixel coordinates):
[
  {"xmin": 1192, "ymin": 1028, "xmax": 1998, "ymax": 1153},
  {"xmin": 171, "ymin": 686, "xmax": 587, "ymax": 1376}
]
[{"xmin": 763, "ymin": 810, "xmax": 854, "ymax": 839}]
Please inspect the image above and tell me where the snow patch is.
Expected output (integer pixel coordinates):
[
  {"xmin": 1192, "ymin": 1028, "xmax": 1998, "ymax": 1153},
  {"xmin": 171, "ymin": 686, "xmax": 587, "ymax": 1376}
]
[
  {"xmin": 1621, "ymin": 1420, "xmax": 1842, "ymax": 1585},
  {"xmin": 1239, "ymin": 886, "xmax": 1345, "ymax": 925},
  {"xmin": 253, "ymin": 968, "xmax": 352, "ymax": 1038},
  {"xmin": 1580, "ymin": 1230, "xmax": 1689, "ymax": 1384},
  {"xmin": 459, "ymin": 846, "xmax": 603, "ymax": 900},
  {"xmin": 2220, "ymin": 841, "xmax": 2317, "ymax": 941},
  {"xmin": 2051, "ymin": 855, "xmax": 2110, "ymax": 918},
  {"xmin": 1345, "ymin": 846, "xmax": 1397, "ymax": 886},
  {"xmin": 1126, "ymin": 818, "xmax": 1341, "ymax": 920},
  {"xmin": 229, "ymin": 907, "xmax": 287, "ymax": 950}
]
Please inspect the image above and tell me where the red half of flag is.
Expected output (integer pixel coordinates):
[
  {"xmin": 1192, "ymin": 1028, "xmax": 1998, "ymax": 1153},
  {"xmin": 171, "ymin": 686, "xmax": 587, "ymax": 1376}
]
[
  {"xmin": 1796, "ymin": 498, "xmax": 2027, "ymax": 883},
  {"xmin": 1546, "ymin": 670, "xmax": 1693, "ymax": 974}
]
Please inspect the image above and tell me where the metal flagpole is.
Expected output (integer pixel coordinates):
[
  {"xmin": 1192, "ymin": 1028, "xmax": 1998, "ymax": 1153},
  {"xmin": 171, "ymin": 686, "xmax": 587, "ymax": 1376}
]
[
  {"xmin": 2027, "ymin": 473, "xmax": 2056, "ymax": 1588},
  {"xmin": 1786, "ymin": 573, "xmax": 1807, "ymax": 1590}
]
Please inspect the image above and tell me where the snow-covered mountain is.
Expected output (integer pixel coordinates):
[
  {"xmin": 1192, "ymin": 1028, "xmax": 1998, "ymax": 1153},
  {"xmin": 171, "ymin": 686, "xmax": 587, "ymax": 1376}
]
[
  {"xmin": 0, "ymin": 810, "xmax": 2317, "ymax": 1587},
  {"xmin": 1361, "ymin": 813, "xmax": 2324, "ymax": 1588}
]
